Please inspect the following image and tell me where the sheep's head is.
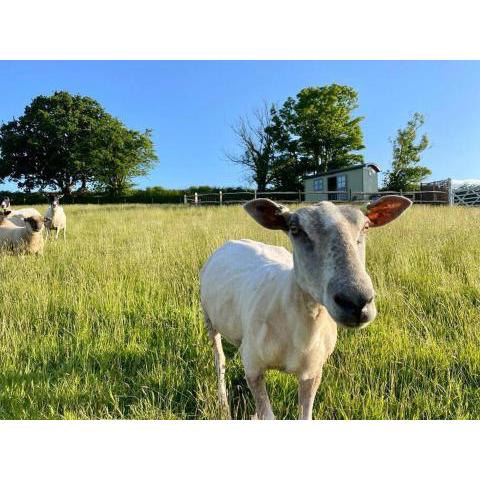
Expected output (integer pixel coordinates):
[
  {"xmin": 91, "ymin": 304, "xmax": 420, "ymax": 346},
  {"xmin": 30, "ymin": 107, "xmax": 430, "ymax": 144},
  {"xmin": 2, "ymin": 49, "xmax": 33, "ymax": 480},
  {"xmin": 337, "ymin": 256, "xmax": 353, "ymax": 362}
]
[
  {"xmin": 1, "ymin": 197, "xmax": 10, "ymax": 210},
  {"xmin": 244, "ymin": 196, "xmax": 412, "ymax": 329},
  {"xmin": 0, "ymin": 210, "xmax": 12, "ymax": 225},
  {"xmin": 47, "ymin": 194, "xmax": 63, "ymax": 208},
  {"xmin": 24, "ymin": 215, "xmax": 46, "ymax": 233}
]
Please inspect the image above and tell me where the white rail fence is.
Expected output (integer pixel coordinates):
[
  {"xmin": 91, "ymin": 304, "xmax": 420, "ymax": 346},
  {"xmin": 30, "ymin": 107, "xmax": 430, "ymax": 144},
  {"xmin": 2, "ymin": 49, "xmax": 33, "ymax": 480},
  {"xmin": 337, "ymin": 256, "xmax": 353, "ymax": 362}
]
[{"xmin": 184, "ymin": 189, "xmax": 450, "ymax": 206}]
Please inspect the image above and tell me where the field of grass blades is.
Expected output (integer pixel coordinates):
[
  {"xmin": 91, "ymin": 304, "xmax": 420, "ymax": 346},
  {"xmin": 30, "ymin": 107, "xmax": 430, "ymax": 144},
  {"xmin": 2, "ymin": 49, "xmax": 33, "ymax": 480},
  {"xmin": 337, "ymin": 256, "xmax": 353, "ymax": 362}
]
[{"xmin": 0, "ymin": 203, "xmax": 479, "ymax": 419}]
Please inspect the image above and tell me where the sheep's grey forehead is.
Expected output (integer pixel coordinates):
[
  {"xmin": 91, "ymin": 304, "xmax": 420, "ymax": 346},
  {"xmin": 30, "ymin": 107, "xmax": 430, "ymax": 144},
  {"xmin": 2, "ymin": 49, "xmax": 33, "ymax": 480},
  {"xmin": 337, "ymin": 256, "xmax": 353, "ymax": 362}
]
[{"xmin": 292, "ymin": 202, "xmax": 366, "ymax": 234}]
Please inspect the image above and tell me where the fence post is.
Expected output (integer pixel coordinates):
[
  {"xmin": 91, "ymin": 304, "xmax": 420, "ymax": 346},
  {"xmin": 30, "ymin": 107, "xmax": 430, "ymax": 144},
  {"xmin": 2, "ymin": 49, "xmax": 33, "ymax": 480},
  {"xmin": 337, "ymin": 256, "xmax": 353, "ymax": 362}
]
[
  {"xmin": 447, "ymin": 178, "xmax": 454, "ymax": 206},
  {"xmin": 298, "ymin": 190, "xmax": 302, "ymax": 202},
  {"xmin": 194, "ymin": 192, "xmax": 198, "ymax": 206},
  {"xmin": 219, "ymin": 190, "xmax": 223, "ymax": 206},
  {"xmin": 184, "ymin": 194, "xmax": 187, "ymax": 205},
  {"xmin": 349, "ymin": 189, "xmax": 352, "ymax": 202},
  {"xmin": 254, "ymin": 190, "xmax": 257, "ymax": 199}
]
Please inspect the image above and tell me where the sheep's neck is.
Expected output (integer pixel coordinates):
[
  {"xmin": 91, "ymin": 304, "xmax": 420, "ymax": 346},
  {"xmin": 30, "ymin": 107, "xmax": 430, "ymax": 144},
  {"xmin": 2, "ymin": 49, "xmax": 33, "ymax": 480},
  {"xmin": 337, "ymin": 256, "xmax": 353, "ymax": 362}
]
[{"xmin": 288, "ymin": 268, "xmax": 332, "ymax": 327}]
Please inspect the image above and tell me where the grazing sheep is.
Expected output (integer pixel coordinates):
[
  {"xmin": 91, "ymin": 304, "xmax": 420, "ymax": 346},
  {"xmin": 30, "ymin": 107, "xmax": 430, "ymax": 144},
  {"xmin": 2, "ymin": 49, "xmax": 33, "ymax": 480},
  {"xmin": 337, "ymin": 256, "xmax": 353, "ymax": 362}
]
[
  {"xmin": 44, "ymin": 194, "xmax": 67, "ymax": 240},
  {"xmin": 1, "ymin": 196, "xmax": 42, "ymax": 222},
  {"xmin": 200, "ymin": 196, "xmax": 412, "ymax": 420},
  {"xmin": 0, "ymin": 211, "xmax": 46, "ymax": 255}
]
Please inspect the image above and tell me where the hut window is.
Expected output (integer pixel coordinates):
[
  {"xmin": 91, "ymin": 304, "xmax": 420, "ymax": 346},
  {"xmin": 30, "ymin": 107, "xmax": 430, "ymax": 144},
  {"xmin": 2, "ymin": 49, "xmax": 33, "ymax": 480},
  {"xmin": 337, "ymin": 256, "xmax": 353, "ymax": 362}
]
[
  {"xmin": 337, "ymin": 175, "xmax": 347, "ymax": 191},
  {"xmin": 313, "ymin": 178, "xmax": 324, "ymax": 191}
]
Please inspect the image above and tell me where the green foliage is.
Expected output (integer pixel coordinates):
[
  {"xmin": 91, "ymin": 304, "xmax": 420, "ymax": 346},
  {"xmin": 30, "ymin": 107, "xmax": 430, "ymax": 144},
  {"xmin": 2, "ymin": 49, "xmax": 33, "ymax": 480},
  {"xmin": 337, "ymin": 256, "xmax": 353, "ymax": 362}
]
[
  {"xmin": 0, "ymin": 91, "xmax": 158, "ymax": 195},
  {"xmin": 383, "ymin": 113, "xmax": 431, "ymax": 191},
  {"xmin": 266, "ymin": 84, "xmax": 365, "ymax": 189},
  {"xmin": 0, "ymin": 204, "xmax": 479, "ymax": 419}
]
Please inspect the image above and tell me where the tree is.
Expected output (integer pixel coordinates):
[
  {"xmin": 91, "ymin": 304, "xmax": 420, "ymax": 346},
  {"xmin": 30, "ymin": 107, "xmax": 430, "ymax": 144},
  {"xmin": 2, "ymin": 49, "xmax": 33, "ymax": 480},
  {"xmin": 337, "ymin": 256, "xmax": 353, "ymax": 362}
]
[
  {"xmin": 226, "ymin": 104, "xmax": 276, "ymax": 191},
  {"xmin": 92, "ymin": 125, "xmax": 157, "ymax": 195},
  {"xmin": 0, "ymin": 91, "xmax": 158, "ymax": 195},
  {"xmin": 294, "ymin": 85, "xmax": 365, "ymax": 173},
  {"xmin": 267, "ymin": 97, "xmax": 303, "ymax": 190},
  {"xmin": 267, "ymin": 84, "xmax": 365, "ymax": 190},
  {"xmin": 383, "ymin": 113, "xmax": 431, "ymax": 191}
]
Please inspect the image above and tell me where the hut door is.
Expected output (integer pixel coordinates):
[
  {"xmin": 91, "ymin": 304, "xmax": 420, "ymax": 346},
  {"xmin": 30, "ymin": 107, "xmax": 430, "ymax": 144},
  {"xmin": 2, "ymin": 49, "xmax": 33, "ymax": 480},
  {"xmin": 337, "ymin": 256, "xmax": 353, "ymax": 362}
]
[{"xmin": 328, "ymin": 176, "xmax": 337, "ymax": 200}]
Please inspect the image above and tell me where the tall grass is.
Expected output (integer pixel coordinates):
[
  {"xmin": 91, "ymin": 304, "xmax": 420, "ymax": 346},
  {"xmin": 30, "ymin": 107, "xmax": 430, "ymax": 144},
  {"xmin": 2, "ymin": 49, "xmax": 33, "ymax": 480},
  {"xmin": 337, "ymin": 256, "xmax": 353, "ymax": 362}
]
[{"xmin": 0, "ymin": 203, "xmax": 479, "ymax": 419}]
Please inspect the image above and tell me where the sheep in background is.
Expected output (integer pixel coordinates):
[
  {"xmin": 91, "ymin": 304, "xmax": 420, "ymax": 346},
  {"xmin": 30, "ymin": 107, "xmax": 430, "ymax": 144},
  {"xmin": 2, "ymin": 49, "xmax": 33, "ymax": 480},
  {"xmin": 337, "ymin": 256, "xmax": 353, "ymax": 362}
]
[
  {"xmin": 1, "ymin": 196, "xmax": 42, "ymax": 222},
  {"xmin": 44, "ymin": 194, "xmax": 67, "ymax": 240},
  {"xmin": 0, "ymin": 210, "xmax": 46, "ymax": 255},
  {"xmin": 0, "ymin": 210, "xmax": 17, "ymax": 229},
  {"xmin": 0, "ymin": 197, "xmax": 10, "ymax": 210},
  {"xmin": 200, "ymin": 196, "xmax": 412, "ymax": 420}
]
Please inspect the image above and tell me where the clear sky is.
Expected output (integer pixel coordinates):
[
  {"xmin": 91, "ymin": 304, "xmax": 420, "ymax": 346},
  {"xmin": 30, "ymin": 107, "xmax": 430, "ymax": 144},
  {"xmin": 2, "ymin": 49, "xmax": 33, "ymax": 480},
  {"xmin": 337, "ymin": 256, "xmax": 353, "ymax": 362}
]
[{"xmin": 1, "ymin": 61, "xmax": 479, "ymax": 190}]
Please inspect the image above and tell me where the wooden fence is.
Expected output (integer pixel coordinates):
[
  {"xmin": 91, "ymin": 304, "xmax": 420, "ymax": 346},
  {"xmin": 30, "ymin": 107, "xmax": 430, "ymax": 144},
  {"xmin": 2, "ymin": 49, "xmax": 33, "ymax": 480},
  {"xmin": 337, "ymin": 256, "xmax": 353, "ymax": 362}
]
[{"xmin": 184, "ymin": 189, "xmax": 450, "ymax": 206}]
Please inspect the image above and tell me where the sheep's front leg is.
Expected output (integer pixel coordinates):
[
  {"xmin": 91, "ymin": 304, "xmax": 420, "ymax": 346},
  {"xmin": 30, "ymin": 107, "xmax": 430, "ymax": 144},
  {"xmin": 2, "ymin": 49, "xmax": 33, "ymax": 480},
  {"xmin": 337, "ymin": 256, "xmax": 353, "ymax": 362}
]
[
  {"xmin": 298, "ymin": 373, "xmax": 322, "ymax": 420},
  {"xmin": 209, "ymin": 331, "xmax": 231, "ymax": 419},
  {"xmin": 246, "ymin": 373, "xmax": 274, "ymax": 420},
  {"xmin": 55, "ymin": 228, "xmax": 59, "ymax": 240}
]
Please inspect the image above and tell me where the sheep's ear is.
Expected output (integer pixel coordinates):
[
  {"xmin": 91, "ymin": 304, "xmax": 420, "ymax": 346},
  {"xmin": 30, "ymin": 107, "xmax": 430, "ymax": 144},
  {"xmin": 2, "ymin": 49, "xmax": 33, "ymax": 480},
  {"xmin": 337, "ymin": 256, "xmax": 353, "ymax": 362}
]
[
  {"xmin": 244, "ymin": 199, "xmax": 290, "ymax": 231},
  {"xmin": 366, "ymin": 195, "xmax": 412, "ymax": 228}
]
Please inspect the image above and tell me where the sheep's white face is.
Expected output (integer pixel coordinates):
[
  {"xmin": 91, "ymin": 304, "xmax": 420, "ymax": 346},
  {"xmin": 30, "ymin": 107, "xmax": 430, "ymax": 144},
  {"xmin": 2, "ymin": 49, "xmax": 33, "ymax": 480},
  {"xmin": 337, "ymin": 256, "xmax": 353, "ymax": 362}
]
[
  {"xmin": 288, "ymin": 202, "xmax": 376, "ymax": 328},
  {"xmin": 1, "ymin": 197, "xmax": 10, "ymax": 210},
  {"xmin": 49, "ymin": 194, "xmax": 63, "ymax": 208},
  {"xmin": 244, "ymin": 196, "xmax": 412, "ymax": 329}
]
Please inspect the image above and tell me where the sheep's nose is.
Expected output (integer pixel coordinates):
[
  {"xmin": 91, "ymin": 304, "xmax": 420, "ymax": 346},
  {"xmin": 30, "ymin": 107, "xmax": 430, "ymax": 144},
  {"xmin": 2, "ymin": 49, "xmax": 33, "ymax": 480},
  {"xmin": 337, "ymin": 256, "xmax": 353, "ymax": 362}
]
[{"xmin": 334, "ymin": 293, "xmax": 373, "ymax": 319}]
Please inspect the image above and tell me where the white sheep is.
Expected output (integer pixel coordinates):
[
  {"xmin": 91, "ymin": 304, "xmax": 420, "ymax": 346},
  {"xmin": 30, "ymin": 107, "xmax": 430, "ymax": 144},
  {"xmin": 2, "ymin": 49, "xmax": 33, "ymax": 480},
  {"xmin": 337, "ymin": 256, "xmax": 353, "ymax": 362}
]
[
  {"xmin": 1, "ymin": 196, "xmax": 41, "ymax": 223},
  {"xmin": 44, "ymin": 194, "xmax": 67, "ymax": 240},
  {"xmin": 0, "ymin": 210, "xmax": 46, "ymax": 255},
  {"xmin": 200, "ymin": 196, "xmax": 412, "ymax": 420}
]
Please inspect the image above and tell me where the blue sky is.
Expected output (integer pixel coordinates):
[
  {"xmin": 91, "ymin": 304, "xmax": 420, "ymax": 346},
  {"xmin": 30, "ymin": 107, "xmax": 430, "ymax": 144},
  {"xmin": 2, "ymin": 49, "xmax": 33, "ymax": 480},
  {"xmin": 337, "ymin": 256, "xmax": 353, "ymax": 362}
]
[{"xmin": 0, "ymin": 61, "xmax": 479, "ymax": 190}]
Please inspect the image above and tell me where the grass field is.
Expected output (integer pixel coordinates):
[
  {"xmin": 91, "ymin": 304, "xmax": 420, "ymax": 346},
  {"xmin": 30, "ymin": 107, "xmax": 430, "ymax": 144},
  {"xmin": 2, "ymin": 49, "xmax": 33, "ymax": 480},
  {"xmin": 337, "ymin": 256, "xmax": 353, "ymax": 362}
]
[{"xmin": 1, "ymin": 203, "xmax": 480, "ymax": 419}]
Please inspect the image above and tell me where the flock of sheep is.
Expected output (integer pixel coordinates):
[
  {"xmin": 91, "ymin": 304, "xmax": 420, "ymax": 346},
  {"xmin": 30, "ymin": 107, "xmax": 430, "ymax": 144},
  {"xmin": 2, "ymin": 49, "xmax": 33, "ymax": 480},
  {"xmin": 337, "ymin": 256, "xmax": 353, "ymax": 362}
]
[
  {"xmin": 1, "ymin": 192, "xmax": 412, "ymax": 420},
  {"xmin": 0, "ymin": 194, "xmax": 67, "ymax": 255}
]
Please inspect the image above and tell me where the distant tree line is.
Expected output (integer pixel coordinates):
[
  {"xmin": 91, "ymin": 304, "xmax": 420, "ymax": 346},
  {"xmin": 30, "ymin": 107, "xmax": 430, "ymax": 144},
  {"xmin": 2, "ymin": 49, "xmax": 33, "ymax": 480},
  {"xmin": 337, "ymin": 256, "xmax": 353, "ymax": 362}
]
[
  {"xmin": 229, "ymin": 84, "xmax": 432, "ymax": 192},
  {"xmin": 0, "ymin": 87, "xmax": 432, "ymax": 199},
  {"xmin": 0, "ymin": 185, "xmax": 252, "ymax": 205},
  {"xmin": 0, "ymin": 91, "xmax": 158, "ymax": 196}
]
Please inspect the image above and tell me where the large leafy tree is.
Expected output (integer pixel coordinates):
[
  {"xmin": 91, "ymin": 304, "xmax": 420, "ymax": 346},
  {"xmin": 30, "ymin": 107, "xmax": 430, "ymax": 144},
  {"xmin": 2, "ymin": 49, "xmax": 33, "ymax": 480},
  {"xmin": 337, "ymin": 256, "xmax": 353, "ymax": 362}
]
[
  {"xmin": 267, "ymin": 84, "xmax": 365, "ymax": 190},
  {"xmin": 0, "ymin": 91, "xmax": 157, "ymax": 195},
  {"xmin": 92, "ymin": 124, "xmax": 157, "ymax": 195},
  {"xmin": 383, "ymin": 113, "xmax": 431, "ymax": 191}
]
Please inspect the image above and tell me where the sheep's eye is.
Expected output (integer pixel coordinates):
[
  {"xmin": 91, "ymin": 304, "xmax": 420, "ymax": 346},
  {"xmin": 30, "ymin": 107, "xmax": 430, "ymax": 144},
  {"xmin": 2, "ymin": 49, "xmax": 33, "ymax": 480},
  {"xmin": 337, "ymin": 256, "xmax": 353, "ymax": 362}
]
[{"xmin": 290, "ymin": 224, "xmax": 301, "ymax": 235}]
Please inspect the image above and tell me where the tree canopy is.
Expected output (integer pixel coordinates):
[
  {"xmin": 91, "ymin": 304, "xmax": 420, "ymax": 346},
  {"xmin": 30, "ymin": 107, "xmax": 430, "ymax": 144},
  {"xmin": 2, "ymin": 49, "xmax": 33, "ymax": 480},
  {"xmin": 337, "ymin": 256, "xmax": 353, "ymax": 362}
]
[
  {"xmin": 383, "ymin": 112, "xmax": 431, "ymax": 191},
  {"xmin": 0, "ymin": 91, "xmax": 158, "ymax": 195},
  {"xmin": 229, "ymin": 84, "xmax": 365, "ymax": 190}
]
